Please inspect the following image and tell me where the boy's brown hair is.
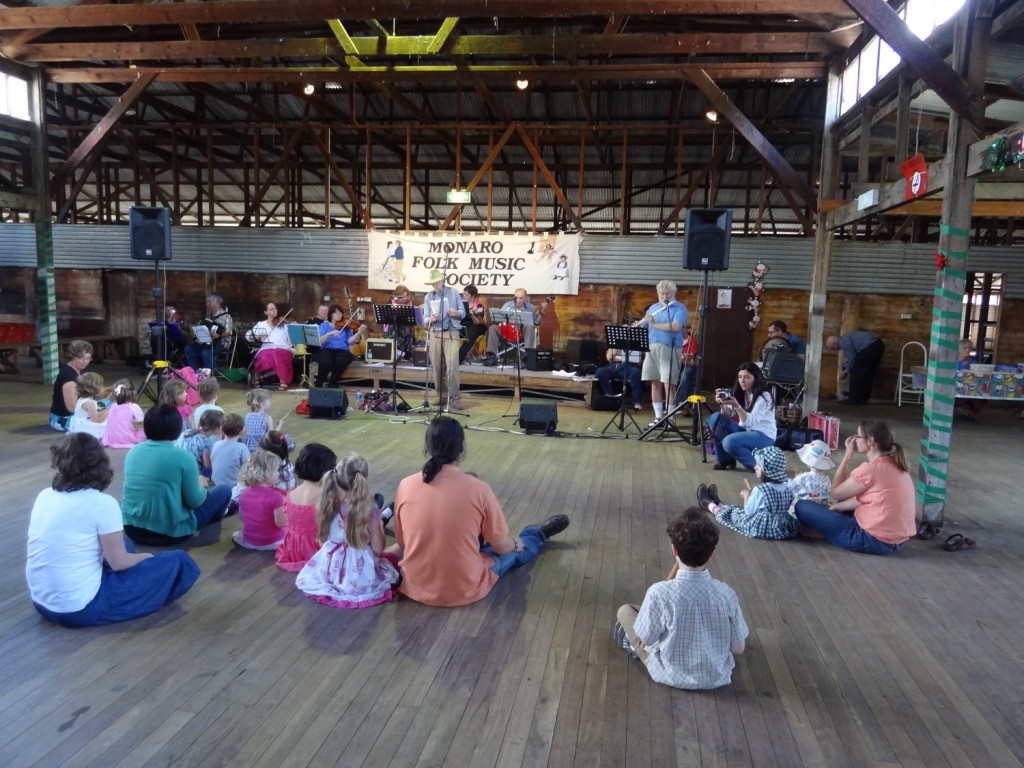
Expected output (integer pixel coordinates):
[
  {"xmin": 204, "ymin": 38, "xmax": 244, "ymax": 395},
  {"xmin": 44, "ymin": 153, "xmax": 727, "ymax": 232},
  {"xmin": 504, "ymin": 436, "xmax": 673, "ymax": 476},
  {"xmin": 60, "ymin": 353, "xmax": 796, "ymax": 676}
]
[
  {"xmin": 221, "ymin": 412, "xmax": 245, "ymax": 438},
  {"xmin": 667, "ymin": 507, "xmax": 720, "ymax": 568},
  {"xmin": 197, "ymin": 378, "xmax": 220, "ymax": 403}
]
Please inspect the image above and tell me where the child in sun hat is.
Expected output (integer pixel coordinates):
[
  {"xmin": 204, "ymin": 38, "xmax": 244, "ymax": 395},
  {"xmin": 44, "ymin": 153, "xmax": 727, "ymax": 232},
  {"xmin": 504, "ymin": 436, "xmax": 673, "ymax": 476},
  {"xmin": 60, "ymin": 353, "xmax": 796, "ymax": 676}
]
[
  {"xmin": 787, "ymin": 439, "xmax": 835, "ymax": 512},
  {"xmin": 696, "ymin": 445, "xmax": 797, "ymax": 540}
]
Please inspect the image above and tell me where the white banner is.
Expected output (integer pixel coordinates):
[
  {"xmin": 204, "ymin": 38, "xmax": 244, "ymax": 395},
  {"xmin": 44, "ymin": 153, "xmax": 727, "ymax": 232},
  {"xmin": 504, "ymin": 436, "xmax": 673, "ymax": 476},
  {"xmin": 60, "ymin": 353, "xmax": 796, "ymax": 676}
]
[{"xmin": 366, "ymin": 231, "xmax": 581, "ymax": 296}]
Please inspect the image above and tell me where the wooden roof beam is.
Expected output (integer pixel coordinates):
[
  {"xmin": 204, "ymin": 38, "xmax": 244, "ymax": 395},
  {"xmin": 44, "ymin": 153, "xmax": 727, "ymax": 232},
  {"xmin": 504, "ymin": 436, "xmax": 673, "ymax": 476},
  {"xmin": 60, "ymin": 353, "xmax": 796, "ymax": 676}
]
[
  {"xmin": 841, "ymin": 0, "xmax": 985, "ymax": 129},
  {"xmin": 44, "ymin": 61, "xmax": 827, "ymax": 85},
  {"xmin": 49, "ymin": 73, "xmax": 155, "ymax": 193},
  {"xmin": 686, "ymin": 67, "xmax": 817, "ymax": 211},
  {"xmin": 426, "ymin": 18, "xmax": 460, "ymax": 54},
  {"xmin": 0, "ymin": 1, "xmax": 858, "ymax": 30},
  {"xmin": 5, "ymin": 32, "xmax": 842, "ymax": 63}
]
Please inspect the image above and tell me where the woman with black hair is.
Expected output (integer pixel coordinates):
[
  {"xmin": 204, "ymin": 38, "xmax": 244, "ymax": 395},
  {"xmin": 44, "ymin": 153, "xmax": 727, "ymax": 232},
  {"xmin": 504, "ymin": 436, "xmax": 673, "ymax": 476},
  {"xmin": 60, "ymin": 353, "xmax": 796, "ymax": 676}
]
[
  {"xmin": 121, "ymin": 404, "xmax": 233, "ymax": 545},
  {"xmin": 705, "ymin": 362, "xmax": 777, "ymax": 471},
  {"xmin": 26, "ymin": 433, "xmax": 200, "ymax": 627},
  {"xmin": 392, "ymin": 416, "xmax": 569, "ymax": 606}
]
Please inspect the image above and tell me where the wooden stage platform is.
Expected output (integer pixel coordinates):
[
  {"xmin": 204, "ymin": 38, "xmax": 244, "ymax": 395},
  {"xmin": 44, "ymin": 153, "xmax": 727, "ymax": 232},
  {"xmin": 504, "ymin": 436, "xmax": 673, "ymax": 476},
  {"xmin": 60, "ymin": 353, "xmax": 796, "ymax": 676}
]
[
  {"xmin": 1, "ymin": 362, "xmax": 1023, "ymax": 767},
  {"xmin": 337, "ymin": 360, "xmax": 598, "ymax": 405}
]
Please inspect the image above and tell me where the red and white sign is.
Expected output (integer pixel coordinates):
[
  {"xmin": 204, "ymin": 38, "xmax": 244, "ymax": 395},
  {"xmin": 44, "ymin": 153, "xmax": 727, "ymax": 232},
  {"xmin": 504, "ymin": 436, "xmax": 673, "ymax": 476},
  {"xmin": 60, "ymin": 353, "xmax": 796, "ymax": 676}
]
[{"xmin": 900, "ymin": 154, "xmax": 928, "ymax": 199}]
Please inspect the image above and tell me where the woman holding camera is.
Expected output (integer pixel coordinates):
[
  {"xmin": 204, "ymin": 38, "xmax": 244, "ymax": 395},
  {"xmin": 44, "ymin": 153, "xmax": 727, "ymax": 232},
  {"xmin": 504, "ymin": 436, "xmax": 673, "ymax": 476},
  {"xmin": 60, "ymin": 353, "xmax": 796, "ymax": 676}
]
[
  {"xmin": 459, "ymin": 284, "xmax": 488, "ymax": 363},
  {"xmin": 706, "ymin": 362, "xmax": 776, "ymax": 471}
]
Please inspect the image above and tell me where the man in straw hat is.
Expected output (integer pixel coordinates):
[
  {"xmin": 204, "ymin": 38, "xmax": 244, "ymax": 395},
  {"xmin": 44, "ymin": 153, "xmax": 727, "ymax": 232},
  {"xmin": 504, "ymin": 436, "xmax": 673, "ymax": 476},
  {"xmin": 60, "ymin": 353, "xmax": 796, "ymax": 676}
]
[{"xmin": 423, "ymin": 269, "xmax": 466, "ymax": 410}]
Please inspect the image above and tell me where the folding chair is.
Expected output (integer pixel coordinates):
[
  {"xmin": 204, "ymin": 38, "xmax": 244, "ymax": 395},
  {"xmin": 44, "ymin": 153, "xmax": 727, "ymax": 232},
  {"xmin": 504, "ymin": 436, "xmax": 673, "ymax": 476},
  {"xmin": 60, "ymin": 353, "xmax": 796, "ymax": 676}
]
[{"xmin": 763, "ymin": 348, "xmax": 805, "ymax": 408}]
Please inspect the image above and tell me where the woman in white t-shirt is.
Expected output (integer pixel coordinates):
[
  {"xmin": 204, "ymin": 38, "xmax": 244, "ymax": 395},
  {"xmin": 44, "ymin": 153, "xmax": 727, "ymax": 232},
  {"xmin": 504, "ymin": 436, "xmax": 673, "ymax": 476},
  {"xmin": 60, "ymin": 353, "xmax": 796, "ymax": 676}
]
[{"xmin": 25, "ymin": 433, "xmax": 200, "ymax": 627}]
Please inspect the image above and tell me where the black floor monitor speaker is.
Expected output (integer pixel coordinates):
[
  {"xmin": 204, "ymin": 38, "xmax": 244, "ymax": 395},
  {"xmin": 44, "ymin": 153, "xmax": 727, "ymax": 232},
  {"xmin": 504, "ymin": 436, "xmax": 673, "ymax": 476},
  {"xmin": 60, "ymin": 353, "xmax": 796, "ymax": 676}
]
[
  {"xmin": 519, "ymin": 401, "xmax": 558, "ymax": 434},
  {"xmin": 129, "ymin": 206, "xmax": 172, "ymax": 261},
  {"xmin": 683, "ymin": 208, "xmax": 732, "ymax": 271},
  {"xmin": 308, "ymin": 388, "xmax": 348, "ymax": 419}
]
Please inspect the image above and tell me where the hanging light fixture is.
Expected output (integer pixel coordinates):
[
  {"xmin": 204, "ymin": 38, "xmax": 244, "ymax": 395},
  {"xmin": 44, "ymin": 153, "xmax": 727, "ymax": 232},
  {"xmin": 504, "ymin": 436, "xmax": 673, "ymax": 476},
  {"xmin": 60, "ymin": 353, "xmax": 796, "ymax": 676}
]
[
  {"xmin": 515, "ymin": 78, "xmax": 530, "ymax": 91},
  {"xmin": 705, "ymin": 109, "xmax": 718, "ymax": 123},
  {"xmin": 303, "ymin": 83, "xmax": 315, "ymax": 96}
]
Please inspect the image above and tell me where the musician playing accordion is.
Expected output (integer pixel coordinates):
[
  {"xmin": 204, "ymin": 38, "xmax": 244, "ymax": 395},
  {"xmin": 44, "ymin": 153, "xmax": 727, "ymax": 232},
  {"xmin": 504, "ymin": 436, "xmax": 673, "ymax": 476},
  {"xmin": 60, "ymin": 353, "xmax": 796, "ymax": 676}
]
[{"xmin": 185, "ymin": 293, "xmax": 234, "ymax": 372}]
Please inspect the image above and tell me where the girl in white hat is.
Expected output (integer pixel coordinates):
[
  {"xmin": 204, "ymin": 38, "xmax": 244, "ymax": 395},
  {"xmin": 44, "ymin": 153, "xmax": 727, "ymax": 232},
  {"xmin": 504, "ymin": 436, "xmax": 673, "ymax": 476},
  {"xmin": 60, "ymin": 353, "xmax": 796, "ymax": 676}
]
[{"xmin": 787, "ymin": 439, "xmax": 835, "ymax": 513}]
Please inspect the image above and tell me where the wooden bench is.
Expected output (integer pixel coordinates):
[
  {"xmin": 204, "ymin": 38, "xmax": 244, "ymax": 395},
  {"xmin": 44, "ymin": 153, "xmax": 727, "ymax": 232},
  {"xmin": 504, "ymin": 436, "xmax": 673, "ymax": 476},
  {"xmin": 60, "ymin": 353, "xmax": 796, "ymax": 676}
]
[{"xmin": 59, "ymin": 335, "xmax": 137, "ymax": 363}]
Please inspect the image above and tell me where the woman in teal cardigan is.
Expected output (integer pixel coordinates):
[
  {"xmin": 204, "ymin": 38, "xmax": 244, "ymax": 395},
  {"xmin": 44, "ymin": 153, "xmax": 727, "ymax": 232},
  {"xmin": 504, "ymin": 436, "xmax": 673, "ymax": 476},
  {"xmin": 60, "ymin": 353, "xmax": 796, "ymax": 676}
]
[{"xmin": 121, "ymin": 404, "xmax": 232, "ymax": 545}]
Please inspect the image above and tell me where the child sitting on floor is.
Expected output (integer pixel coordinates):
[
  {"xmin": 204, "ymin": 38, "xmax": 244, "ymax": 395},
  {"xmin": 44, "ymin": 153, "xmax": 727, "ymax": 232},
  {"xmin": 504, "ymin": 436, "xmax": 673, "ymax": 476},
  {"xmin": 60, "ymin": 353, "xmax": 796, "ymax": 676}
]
[
  {"xmin": 180, "ymin": 410, "xmax": 225, "ymax": 480},
  {"xmin": 696, "ymin": 446, "xmax": 797, "ymax": 540},
  {"xmin": 101, "ymin": 379, "xmax": 145, "ymax": 448},
  {"xmin": 159, "ymin": 379, "xmax": 192, "ymax": 434},
  {"xmin": 67, "ymin": 372, "xmax": 109, "ymax": 440},
  {"xmin": 211, "ymin": 413, "xmax": 250, "ymax": 497},
  {"xmin": 787, "ymin": 439, "xmax": 834, "ymax": 512},
  {"xmin": 295, "ymin": 453, "xmax": 399, "ymax": 608},
  {"xmin": 243, "ymin": 388, "xmax": 274, "ymax": 451},
  {"xmin": 233, "ymin": 449, "xmax": 288, "ymax": 550},
  {"xmin": 259, "ymin": 430, "xmax": 296, "ymax": 492},
  {"xmin": 613, "ymin": 507, "xmax": 747, "ymax": 689},
  {"xmin": 276, "ymin": 443, "xmax": 338, "ymax": 572},
  {"xmin": 192, "ymin": 378, "xmax": 224, "ymax": 427}
]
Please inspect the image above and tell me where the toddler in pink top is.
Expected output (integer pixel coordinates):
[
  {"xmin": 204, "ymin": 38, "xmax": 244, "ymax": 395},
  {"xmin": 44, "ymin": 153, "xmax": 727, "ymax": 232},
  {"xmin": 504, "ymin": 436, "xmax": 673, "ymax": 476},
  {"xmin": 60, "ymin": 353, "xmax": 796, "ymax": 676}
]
[
  {"xmin": 276, "ymin": 442, "xmax": 338, "ymax": 571},
  {"xmin": 101, "ymin": 379, "xmax": 145, "ymax": 448},
  {"xmin": 233, "ymin": 449, "xmax": 287, "ymax": 550},
  {"xmin": 158, "ymin": 379, "xmax": 193, "ymax": 434}
]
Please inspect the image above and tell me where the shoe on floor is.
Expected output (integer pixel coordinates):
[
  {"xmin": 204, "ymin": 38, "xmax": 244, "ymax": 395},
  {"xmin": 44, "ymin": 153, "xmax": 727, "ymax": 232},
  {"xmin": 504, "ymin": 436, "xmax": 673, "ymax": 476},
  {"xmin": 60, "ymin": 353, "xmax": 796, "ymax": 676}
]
[
  {"xmin": 612, "ymin": 620, "xmax": 639, "ymax": 659},
  {"xmin": 380, "ymin": 499, "xmax": 395, "ymax": 528},
  {"xmin": 696, "ymin": 483, "xmax": 714, "ymax": 510},
  {"xmin": 482, "ymin": 353, "xmax": 498, "ymax": 367},
  {"xmin": 49, "ymin": 413, "xmax": 67, "ymax": 432},
  {"xmin": 708, "ymin": 484, "xmax": 722, "ymax": 506},
  {"xmin": 537, "ymin": 514, "xmax": 569, "ymax": 539},
  {"xmin": 374, "ymin": 493, "xmax": 385, "ymax": 511},
  {"xmin": 712, "ymin": 459, "xmax": 736, "ymax": 471},
  {"xmin": 633, "ymin": 402, "xmax": 643, "ymax": 411}
]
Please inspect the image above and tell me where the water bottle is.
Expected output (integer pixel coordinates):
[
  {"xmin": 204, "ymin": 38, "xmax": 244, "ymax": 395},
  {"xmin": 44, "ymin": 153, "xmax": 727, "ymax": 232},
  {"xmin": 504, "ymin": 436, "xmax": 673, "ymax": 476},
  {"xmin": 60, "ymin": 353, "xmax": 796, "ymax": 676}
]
[
  {"xmin": 366, "ymin": 345, "xmax": 373, "ymax": 363},
  {"xmin": 355, "ymin": 388, "xmax": 363, "ymax": 408}
]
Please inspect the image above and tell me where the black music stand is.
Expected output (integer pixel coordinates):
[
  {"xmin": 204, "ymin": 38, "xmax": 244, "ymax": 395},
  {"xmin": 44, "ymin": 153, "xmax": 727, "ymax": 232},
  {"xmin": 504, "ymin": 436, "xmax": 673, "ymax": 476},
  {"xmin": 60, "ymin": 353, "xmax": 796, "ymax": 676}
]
[
  {"xmin": 373, "ymin": 303, "xmax": 416, "ymax": 412},
  {"xmin": 601, "ymin": 325, "xmax": 647, "ymax": 435}
]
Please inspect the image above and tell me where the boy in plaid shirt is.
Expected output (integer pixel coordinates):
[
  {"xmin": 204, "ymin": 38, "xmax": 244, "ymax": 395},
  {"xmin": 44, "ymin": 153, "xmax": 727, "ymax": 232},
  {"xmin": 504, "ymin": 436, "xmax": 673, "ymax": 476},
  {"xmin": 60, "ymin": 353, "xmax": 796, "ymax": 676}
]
[{"xmin": 614, "ymin": 507, "xmax": 748, "ymax": 689}]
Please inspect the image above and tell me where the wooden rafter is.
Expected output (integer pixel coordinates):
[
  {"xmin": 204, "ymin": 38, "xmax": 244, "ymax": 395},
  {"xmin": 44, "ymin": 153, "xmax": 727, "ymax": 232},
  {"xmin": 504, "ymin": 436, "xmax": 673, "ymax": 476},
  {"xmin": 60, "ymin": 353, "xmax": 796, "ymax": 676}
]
[
  {"xmin": 0, "ymin": 0, "xmax": 858, "ymax": 30},
  {"xmin": 43, "ymin": 62, "xmax": 827, "ymax": 85},
  {"xmin": 514, "ymin": 122, "xmax": 583, "ymax": 230},
  {"xmin": 49, "ymin": 73, "xmax": 155, "ymax": 194}
]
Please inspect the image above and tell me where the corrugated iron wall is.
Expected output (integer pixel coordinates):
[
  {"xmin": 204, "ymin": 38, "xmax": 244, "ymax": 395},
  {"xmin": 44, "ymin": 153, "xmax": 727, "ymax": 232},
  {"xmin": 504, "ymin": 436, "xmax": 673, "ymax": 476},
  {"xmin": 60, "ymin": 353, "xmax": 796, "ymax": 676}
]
[{"xmin": 1, "ymin": 223, "xmax": 1020, "ymax": 297}]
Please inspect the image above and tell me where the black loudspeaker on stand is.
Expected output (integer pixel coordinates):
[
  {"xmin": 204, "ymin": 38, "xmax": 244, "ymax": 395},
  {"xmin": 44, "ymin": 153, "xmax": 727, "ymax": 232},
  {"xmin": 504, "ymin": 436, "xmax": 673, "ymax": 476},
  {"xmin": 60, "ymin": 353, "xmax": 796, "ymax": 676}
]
[
  {"xmin": 519, "ymin": 401, "xmax": 558, "ymax": 434},
  {"xmin": 683, "ymin": 208, "xmax": 732, "ymax": 271},
  {"xmin": 308, "ymin": 388, "xmax": 348, "ymax": 419},
  {"xmin": 129, "ymin": 206, "xmax": 172, "ymax": 262}
]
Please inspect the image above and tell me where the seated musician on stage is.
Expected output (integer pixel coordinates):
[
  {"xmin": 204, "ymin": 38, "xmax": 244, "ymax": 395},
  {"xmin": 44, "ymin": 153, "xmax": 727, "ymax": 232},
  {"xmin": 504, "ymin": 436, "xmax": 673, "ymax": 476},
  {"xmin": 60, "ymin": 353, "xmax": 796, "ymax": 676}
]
[
  {"xmin": 596, "ymin": 347, "xmax": 643, "ymax": 412},
  {"xmin": 481, "ymin": 288, "xmax": 550, "ymax": 366},
  {"xmin": 315, "ymin": 304, "xmax": 367, "ymax": 389},
  {"xmin": 246, "ymin": 302, "xmax": 294, "ymax": 391},
  {"xmin": 185, "ymin": 293, "xmax": 234, "ymax": 372},
  {"xmin": 384, "ymin": 285, "xmax": 416, "ymax": 361},
  {"xmin": 459, "ymin": 284, "xmax": 488, "ymax": 363},
  {"xmin": 764, "ymin": 320, "xmax": 806, "ymax": 359}
]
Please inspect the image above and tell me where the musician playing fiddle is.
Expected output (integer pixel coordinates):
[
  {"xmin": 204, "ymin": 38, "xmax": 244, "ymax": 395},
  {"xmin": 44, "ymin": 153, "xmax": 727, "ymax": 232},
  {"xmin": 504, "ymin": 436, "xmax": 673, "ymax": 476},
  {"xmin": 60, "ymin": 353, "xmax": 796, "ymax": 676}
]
[
  {"xmin": 185, "ymin": 293, "xmax": 234, "ymax": 373},
  {"xmin": 639, "ymin": 280, "xmax": 689, "ymax": 424},
  {"xmin": 246, "ymin": 302, "xmax": 294, "ymax": 391},
  {"xmin": 315, "ymin": 304, "xmax": 367, "ymax": 389}
]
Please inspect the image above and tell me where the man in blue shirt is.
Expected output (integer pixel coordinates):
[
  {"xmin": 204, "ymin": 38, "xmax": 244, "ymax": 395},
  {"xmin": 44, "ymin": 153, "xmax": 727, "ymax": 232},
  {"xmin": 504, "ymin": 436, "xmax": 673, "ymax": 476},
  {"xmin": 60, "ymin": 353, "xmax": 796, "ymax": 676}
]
[
  {"xmin": 640, "ymin": 280, "xmax": 688, "ymax": 423},
  {"xmin": 826, "ymin": 331, "xmax": 885, "ymax": 405},
  {"xmin": 766, "ymin": 320, "xmax": 807, "ymax": 358},
  {"xmin": 423, "ymin": 269, "xmax": 466, "ymax": 410}
]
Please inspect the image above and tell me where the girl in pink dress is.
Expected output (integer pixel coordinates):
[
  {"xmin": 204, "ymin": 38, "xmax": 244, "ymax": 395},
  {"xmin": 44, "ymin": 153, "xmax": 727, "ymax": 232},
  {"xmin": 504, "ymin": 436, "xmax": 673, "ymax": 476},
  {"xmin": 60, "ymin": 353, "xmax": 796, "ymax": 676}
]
[
  {"xmin": 295, "ymin": 453, "xmax": 399, "ymax": 608},
  {"xmin": 233, "ymin": 450, "xmax": 288, "ymax": 550},
  {"xmin": 101, "ymin": 379, "xmax": 146, "ymax": 448},
  {"xmin": 275, "ymin": 443, "xmax": 337, "ymax": 572}
]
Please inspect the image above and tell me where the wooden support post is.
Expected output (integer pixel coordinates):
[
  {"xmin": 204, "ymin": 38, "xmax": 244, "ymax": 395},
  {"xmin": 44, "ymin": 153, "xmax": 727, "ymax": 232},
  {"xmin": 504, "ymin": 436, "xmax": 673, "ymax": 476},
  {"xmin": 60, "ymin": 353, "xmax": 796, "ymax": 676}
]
[
  {"xmin": 365, "ymin": 127, "xmax": 373, "ymax": 226},
  {"xmin": 404, "ymin": 127, "xmax": 411, "ymax": 231},
  {"xmin": 805, "ymin": 66, "xmax": 842, "ymax": 416},
  {"xmin": 30, "ymin": 68, "xmax": 59, "ymax": 385},
  {"xmin": 919, "ymin": 0, "xmax": 993, "ymax": 527}
]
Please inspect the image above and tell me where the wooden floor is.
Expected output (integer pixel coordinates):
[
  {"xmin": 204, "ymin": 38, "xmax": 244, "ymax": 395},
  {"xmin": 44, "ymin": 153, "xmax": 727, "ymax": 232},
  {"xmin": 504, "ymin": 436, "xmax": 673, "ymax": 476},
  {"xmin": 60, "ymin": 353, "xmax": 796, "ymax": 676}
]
[{"xmin": 1, "ymin": 362, "xmax": 1023, "ymax": 768}]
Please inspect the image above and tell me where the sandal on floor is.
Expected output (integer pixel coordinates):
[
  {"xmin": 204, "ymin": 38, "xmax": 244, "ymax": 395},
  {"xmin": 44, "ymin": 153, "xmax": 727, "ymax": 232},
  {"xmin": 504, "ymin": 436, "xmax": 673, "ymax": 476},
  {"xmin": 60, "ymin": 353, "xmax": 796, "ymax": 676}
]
[
  {"xmin": 942, "ymin": 533, "xmax": 977, "ymax": 552},
  {"xmin": 917, "ymin": 521, "xmax": 938, "ymax": 540},
  {"xmin": 278, "ymin": 383, "xmax": 289, "ymax": 391}
]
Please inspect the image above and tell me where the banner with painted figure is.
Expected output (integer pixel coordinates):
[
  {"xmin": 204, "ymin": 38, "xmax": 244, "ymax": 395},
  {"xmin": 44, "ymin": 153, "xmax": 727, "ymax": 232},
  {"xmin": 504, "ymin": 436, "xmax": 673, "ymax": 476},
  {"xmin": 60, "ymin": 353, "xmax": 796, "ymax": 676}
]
[{"xmin": 366, "ymin": 231, "xmax": 581, "ymax": 295}]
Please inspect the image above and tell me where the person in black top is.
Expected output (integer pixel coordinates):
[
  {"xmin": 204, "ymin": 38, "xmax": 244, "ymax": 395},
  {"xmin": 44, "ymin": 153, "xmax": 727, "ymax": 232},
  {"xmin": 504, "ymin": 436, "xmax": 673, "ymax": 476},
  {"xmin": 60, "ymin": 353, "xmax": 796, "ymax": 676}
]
[{"xmin": 50, "ymin": 340, "xmax": 94, "ymax": 432}]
